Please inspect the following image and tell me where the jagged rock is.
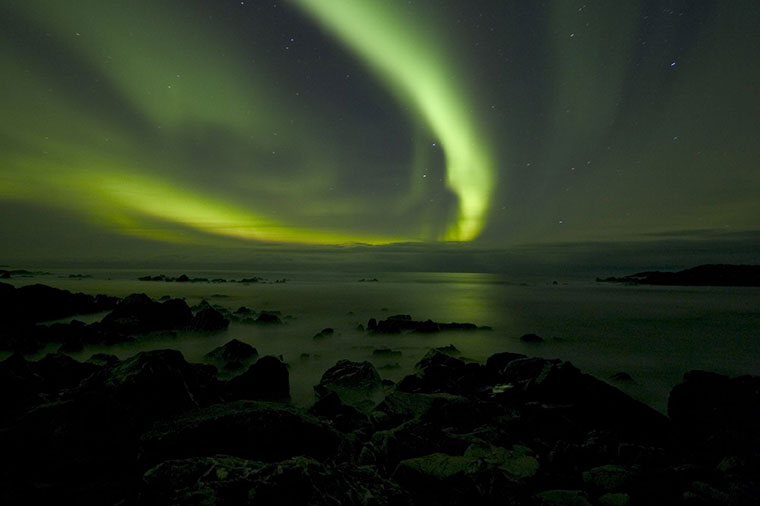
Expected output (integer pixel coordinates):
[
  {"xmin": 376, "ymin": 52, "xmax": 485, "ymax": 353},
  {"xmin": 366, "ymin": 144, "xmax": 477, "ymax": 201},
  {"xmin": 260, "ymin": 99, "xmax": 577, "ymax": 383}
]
[
  {"xmin": 226, "ymin": 356, "xmax": 289, "ymax": 401},
  {"xmin": 139, "ymin": 401, "xmax": 343, "ymax": 467}
]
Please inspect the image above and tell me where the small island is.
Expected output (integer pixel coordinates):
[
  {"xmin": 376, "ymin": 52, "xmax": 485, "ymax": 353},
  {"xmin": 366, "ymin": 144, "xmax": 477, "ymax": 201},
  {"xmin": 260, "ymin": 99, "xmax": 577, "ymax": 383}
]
[{"xmin": 597, "ymin": 264, "xmax": 760, "ymax": 287}]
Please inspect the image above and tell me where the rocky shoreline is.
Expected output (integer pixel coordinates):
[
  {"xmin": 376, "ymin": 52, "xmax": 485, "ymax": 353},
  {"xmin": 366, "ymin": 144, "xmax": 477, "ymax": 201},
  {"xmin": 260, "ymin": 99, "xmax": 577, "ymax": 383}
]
[{"xmin": 0, "ymin": 283, "xmax": 758, "ymax": 505}]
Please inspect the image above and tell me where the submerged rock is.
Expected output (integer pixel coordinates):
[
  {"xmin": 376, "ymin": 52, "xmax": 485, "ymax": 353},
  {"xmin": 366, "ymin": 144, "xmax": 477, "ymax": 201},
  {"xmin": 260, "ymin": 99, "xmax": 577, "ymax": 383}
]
[
  {"xmin": 189, "ymin": 307, "xmax": 229, "ymax": 331},
  {"xmin": 520, "ymin": 333, "xmax": 545, "ymax": 343},
  {"xmin": 313, "ymin": 327, "xmax": 335, "ymax": 339},
  {"xmin": 204, "ymin": 338, "xmax": 258, "ymax": 369},
  {"xmin": 255, "ymin": 312, "xmax": 282, "ymax": 325}
]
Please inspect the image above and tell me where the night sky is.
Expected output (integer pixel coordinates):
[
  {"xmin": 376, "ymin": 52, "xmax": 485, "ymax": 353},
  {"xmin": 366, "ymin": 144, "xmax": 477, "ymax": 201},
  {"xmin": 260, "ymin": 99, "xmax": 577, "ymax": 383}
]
[{"xmin": 1, "ymin": 0, "xmax": 759, "ymax": 266}]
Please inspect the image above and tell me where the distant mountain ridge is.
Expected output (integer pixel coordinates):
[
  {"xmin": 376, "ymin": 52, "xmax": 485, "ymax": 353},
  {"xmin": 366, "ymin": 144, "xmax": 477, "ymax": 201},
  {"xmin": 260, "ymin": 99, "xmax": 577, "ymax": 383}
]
[{"xmin": 598, "ymin": 264, "xmax": 760, "ymax": 287}]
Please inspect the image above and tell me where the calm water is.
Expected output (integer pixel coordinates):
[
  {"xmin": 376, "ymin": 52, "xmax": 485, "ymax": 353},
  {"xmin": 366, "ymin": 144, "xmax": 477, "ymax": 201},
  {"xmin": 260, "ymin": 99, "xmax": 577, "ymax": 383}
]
[{"xmin": 5, "ymin": 269, "xmax": 760, "ymax": 412}]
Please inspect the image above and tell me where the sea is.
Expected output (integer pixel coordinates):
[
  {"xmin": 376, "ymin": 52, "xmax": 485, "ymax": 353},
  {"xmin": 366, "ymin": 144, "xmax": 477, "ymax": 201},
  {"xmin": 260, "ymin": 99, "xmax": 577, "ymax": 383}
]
[{"xmin": 4, "ymin": 269, "xmax": 760, "ymax": 412}]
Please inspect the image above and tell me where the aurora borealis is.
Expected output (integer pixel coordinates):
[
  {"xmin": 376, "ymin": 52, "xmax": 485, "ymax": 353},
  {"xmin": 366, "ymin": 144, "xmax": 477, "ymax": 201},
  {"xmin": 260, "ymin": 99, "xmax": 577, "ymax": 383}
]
[{"xmin": 1, "ymin": 0, "xmax": 759, "ymax": 262}]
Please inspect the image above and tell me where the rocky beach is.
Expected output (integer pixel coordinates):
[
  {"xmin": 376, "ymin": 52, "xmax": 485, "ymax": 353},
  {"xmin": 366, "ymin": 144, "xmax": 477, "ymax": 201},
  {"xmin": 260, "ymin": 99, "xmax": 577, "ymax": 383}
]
[{"xmin": 1, "ymin": 281, "xmax": 758, "ymax": 505}]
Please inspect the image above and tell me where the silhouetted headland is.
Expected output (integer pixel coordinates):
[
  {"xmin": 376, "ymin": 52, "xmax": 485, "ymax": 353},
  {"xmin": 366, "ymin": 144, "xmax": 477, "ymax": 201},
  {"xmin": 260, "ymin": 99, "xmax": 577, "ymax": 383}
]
[{"xmin": 597, "ymin": 264, "xmax": 760, "ymax": 287}]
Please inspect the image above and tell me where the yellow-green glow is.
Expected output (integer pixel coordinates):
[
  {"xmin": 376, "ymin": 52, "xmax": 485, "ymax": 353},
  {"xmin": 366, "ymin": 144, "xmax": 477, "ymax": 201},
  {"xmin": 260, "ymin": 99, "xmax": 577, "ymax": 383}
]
[
  {"xmin": 0, "ymin": 153, "xmax": 400, "ymax": 246},
  {"xmin": 292, "ymin": 0, "xmax": 495, "ymax": 240},
  {"xmin": 1, "ymin": 0, "xmax": 495, "ymax": 246}
]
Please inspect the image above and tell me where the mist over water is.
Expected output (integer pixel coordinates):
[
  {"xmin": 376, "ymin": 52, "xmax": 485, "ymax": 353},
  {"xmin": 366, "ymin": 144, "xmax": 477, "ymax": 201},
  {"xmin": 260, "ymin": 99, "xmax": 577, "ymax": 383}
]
[{"xmin": 7, "ymin": 269, "xmax": 760, "ymax": 412}]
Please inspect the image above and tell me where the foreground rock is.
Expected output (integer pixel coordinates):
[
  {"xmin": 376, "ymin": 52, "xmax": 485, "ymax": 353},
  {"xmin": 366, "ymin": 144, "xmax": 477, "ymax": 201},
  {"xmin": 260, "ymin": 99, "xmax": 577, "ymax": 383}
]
[
  {"xmin": 139, "ymin": 401, "xmax": 343, "ymax": 467},
  {"xmin": 141, "ymin": 455, "xmax": 412, "ymax": 506},
  {"xmin": 0, "ymin": 349, "xmax": 222, "ymax": 505},
  {"xmin": 668, "ymin": 370, "xmax": 760, "ymax": 461},
  {"xmin": 1, "ymin": 342, "xmax": 758, "ymax": 506}
]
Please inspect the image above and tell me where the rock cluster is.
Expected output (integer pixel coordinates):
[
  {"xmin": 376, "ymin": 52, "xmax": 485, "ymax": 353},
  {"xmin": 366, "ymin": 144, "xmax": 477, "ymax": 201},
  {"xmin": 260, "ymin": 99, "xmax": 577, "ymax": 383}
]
[
  {"xmin": 367, "ymin": 314, "xmax": 491, "ymax": 334},
  {"xmin": 0, "ymin": 286, "xmax": 228, "ymax": 353},
  {"xmin": 0, "ymin": 340, "xmax": 758, "ymax": 504}
]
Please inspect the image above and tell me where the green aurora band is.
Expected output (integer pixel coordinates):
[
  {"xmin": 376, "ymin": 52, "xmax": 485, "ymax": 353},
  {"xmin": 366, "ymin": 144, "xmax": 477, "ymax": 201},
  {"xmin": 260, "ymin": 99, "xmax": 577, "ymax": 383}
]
[
  {"xmin": 292, "ymin": 0, "xmax": 494, "ymax": 241},
  {"xmin": 0, "ymin": 0, "xmax": 495, "ymax": 246}
]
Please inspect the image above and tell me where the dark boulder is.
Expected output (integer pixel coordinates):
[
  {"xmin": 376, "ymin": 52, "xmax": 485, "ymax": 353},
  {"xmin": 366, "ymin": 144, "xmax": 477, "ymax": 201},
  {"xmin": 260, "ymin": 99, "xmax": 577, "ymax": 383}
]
[
  {"xmin": 498, "ymin": 357, "xmax": 670, "ymax": 445},
  {"xmin": 102, "ymin": 294, "xmax": 193, "ymax": 333},
  {"xmin": 226, "ymin": 356, "xmax": 289, "ymax": 401},
  {"xmin": 485, "ymin": 351, "xmax": 527, "ymax": 381},
  {"xmin": 308, "ymin": 390, "xmax": 374, "ymax": 437},
  {"xmin": 397, "ymin": 349, "xmax": 489, "ymax": 396},
  {"xmin": 0, "ymin": 349, "xmax": 221, "ymax": 505},
  {"xmin": 315, "ymin": 359, "xmax": 383, "ymax": 409},
  {"xmin": 0, "ymin": 352, "xmax": 45, "ymax": 422},
  {"xmin": 668, "ymin": 370, "xmax": 760, "ymax": 459},
  {"xmin": 34, "ymin": 352, "xmax": 100, "ymax": 392}
]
